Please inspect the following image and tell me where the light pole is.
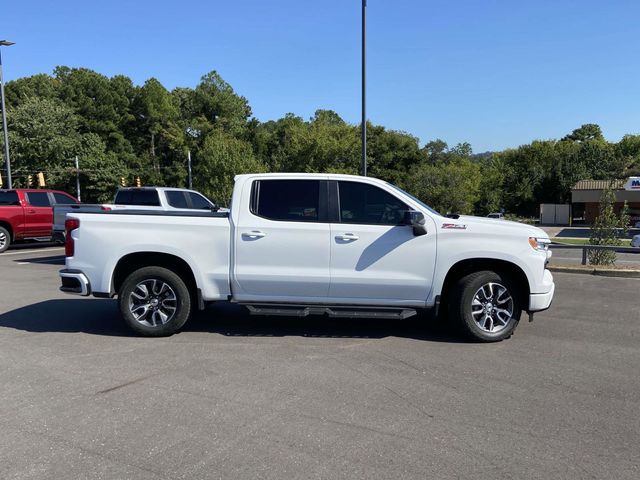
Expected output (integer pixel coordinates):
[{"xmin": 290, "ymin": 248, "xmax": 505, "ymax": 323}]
[
  {"xmin": 0, "ymin": 40, "xmax": 15, "ymax": 189},
  {"xmin": 361, "ymin": 1, "xmax": 367, "ymax": 176}
]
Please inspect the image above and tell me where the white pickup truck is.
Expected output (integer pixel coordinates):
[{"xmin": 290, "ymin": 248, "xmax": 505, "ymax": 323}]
[{"xmin": 59, "ymin": 173, "xmax": 555, "ymax": 342}]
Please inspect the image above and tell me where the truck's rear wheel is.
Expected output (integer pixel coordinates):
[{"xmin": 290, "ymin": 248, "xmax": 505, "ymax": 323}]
[
  {"xmin": 118, "ymin": 266, "xmax": 191, "ymax": 336},
  {"xmin": 449, "ymin": 270, "xmax": 521, "ymax": 342},
  {"xmin": 0, "ymin": 226, "xmax": 10, "ymax": 253}
]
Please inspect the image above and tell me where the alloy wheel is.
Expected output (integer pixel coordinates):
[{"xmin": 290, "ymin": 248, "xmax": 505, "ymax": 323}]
[
  {"xmin": 128, "ymin": 279, "xmax": 178, "ymax": 327},
  {"xmin": 471, "ymin": 282, "xmax": 514, "ymax": 333}
]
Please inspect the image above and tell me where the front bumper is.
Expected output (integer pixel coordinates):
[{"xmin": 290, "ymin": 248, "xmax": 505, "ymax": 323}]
[
  {"xmin": 528, "ymin": 269, "xmax": 555, "ymax": 312},
  {"xmin": 59, "ymin": 269, "xmax": 91, "ymax": 296}
]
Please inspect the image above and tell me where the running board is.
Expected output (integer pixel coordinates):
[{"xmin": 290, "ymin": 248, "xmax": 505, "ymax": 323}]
[{"xmin": 245, "ymin": 304, "xmax": 417, "ymax": 320}]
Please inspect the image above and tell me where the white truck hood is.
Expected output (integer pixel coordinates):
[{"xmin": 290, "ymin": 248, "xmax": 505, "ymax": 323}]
[{"xmin": 445, "ymin": 215, "xmax": 549, "ymax": 239}]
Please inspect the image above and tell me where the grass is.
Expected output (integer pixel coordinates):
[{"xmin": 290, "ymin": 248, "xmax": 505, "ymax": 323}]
[{"xmin": 553, "ymin": 237, "xmax": 632, "ymax": 246}]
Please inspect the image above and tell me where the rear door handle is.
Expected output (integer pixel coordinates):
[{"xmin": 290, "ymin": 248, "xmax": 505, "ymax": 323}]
[
  {"xmin": 242, "ymin": 230, "xmax": 266, "ymax": 239},
  {"xmin": 28, "ymin": 209, "xmax": 36, "ymax": 214},
  {"xmin": 336, "ymin": 233, "xmax": 359, "ymax": 241}
]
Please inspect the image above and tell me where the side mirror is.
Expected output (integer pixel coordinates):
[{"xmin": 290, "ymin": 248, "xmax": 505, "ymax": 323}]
[{"xmin": 404, "ymin": 210, "xmax": 427, "ymax": 236}]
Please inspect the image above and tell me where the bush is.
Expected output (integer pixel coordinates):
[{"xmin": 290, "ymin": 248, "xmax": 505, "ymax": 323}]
[{"xmin": 588, "ymin": 186, "xmax": 629, "ymax": 265}]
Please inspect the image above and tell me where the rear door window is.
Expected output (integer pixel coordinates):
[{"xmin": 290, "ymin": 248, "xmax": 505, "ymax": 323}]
[
  {"xmin": 252, "ymin": 180, "xmax": 321, "ymax": 222},
  {"xmin": 0, "ymin": 191, "xmax": 20, "ymax": 205},
  {"xmin": 26, "ymin": 192, "xmax": 51, "ymax": 207},
  {"xmin": 166, "ymin": 191, "xmax": 189, "ymax": 209},
  {"xmin": 115, "ymin": 190, "xmax": 160, "ymax": 206}
]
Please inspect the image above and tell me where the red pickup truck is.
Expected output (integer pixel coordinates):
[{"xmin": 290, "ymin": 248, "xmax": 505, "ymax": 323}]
[{"xmin": 0, "ymin": 189, "xmax": 78, "ymax": 253}]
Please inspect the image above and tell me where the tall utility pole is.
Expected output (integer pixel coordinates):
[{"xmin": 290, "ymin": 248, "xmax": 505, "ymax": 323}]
[
  {"xmin": 361, "ymin": 1, "xmax": 367, "ymax": 177},
  {"xmin": 187, "ymin": 150, "xmax": 192, "ymax": 189},
  {"xmin": 74, "ymin": 156, "xmax": 81, "ymax": 201},
  {"xmin": 0, "ymin": 40, "xmax": 15, "ymax": 189}
]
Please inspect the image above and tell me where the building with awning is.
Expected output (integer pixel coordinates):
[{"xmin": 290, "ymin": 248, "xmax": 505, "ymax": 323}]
[{"xmin": 571, "ymin": 177, "xmax": 640, "ymax": 225}]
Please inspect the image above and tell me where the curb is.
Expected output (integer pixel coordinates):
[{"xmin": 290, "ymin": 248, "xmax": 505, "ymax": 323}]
[{"xmin": 548, "ymin": 265, "xmax": 640, "ymax": 278}]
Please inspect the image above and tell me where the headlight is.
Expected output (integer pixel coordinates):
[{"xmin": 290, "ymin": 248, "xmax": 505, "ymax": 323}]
[{"xmin": 529, "ymin": 237, "xmax": 551, "ymax": 251}]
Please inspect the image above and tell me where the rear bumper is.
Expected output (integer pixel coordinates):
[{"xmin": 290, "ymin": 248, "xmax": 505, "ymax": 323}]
[
  {"xmin": 59, "ymin": 269, "xmax": 91, "ymax": 296},
  {"xmin": 528, "ymin": 269, "xmax": 555, "ymax": 312}
]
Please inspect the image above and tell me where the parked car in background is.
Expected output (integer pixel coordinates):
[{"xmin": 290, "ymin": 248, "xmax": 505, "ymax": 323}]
[
  {"xmin": 487, "ymin": 212, "xmax": 505, "ymax": 219},
  {"xmin": 632, "ymin": 235, "xmax": 640, "ymax": 248},
  {"xmin": 0, "ymin": 189, "xmax": 78, "ymax": 253},
  {"xmin": 52, "ymin": 187, "xmax": 221, "ymax": 242}
]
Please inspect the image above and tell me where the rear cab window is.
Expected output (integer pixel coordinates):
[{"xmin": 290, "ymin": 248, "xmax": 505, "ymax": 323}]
[
  {"xmin": 115, "ymin": 189, "xmax": 161, "ymax": 206},
  {"xmin": 0, "ymin": 191, "xmax": 20, "ymax": 206},
  {"xmin": 251, "ymin": 180, "xmax": 322, "ymax": 222}
]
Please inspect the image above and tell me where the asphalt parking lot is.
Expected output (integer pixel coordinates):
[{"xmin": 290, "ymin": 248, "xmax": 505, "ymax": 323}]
[{"xmin": 1, "ymin": 246, "xmax": 639, "ymax": 479}]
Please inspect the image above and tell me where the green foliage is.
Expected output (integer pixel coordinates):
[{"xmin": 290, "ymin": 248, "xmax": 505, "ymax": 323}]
[
  {"xmin": 562, "ymin": 123, "xmax": 604, "ymax": 142},
  {"xmin": 475, "ymin": 156, "xmax": 505, "ymax": 215},
  {"xmin": 194, "ymin": 130, "xmax": 266, "ymax": 206},
  {"xmin": 406, "ymin": 154, "xmax": 481, "ymax": 215},
  {"xmin": 2, "ymin": 68, "xmax": 636, "ymax": 213},
  {"xmin": 588, "ymin": 186, "xmax": 628, "ymax": 266}
]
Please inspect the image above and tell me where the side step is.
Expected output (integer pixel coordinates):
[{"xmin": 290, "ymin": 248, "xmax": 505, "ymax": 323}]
[{"xmin": 245, "ymin": 304, "xmax": 417, "ymax": 320}]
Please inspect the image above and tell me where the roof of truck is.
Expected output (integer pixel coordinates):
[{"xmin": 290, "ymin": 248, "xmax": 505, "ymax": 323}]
[{"xmin": 234, "ymin": 173, "xmax": 385, "ymax": 183}]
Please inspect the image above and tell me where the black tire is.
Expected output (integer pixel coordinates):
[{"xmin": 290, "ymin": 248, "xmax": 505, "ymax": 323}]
[
  {"xmin": 118, "ymin": 266, "xmax": 191, "ymax": 336},
  {"xmin": 0, "ymin": 226, "xmax": 10, "ymax": 253},
  {"xmin": 449, "ymin": 270, "xmax": 521, "ymax": 342}
]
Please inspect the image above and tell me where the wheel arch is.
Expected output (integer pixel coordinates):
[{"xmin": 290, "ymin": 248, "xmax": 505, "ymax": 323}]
[
  {"xmin": 438, "ymin": 258, "xmax": 530, "ymax": 311},
  {"xmin": 112, "ymin": 252, "xmax": 199, "ymax": 302}
]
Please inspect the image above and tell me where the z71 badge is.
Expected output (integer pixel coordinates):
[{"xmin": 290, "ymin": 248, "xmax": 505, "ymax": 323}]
[{"xmin": 441, "ymin": 223, "xmax": 467, "ymax": 229}]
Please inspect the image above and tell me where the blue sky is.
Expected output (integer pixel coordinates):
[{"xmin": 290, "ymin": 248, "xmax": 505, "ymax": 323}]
[{"xmin": 3, "ymin": 0, "xmax": 640, "ymax": 151}]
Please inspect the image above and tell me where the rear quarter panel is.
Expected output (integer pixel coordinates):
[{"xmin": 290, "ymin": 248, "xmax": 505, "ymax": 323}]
[{"xmin": 67, "ymin": 213, "xmax": 231, "ymax": 300}]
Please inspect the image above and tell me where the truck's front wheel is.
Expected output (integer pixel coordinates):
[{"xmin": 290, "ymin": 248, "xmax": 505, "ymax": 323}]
[
  {"xmin": 118, "ymin": 266, "xmax": 191, "ymax": 336},
  {"xmin": 449, "ymin": 270, "xmax": 521, "ymax": 342}
]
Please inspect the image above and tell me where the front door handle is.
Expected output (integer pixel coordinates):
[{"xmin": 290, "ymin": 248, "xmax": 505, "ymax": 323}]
[
  {"xmin": 335, "ymin": 233, "xmax": 359, "ymax": 241},
  {"xmin": 27, "ymin": 209, "xmax": 36, "ymax": 214},
  {"xmin": 242, "ymin": 230, "xmax": 266, "ymax": 239}
]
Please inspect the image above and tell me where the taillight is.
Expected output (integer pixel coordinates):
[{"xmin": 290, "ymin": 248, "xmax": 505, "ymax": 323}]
[{"xmin": 65, "ymin": 218, "xmax": 80, "ymax": 257}]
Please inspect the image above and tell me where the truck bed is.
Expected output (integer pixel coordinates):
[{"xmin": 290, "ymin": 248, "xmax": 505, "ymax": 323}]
[{"xmin": 67, "ymin": 209, "xmax": 231, "ymax": 301}]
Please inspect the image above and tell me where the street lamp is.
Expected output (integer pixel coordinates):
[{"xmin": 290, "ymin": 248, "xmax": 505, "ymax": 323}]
[{"xmin": 0, "ymin": 40, "xmax": 15, "ymax": 189}]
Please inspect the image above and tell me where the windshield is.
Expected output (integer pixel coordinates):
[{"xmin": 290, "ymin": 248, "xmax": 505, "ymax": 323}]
[{"xmin": 386, "ymin": 183, "xmax": 441, "ymax": 216}]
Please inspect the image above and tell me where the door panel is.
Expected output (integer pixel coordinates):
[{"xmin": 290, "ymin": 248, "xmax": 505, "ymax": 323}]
[
  {"xmin": 329, "ymin": 181, "xmax": 436, "ymax": 303},
  {"xmin": 233, "ymin": 179, "xmax": 330, "ymax": 300},
  {"xmin": 329, "ymin": 223, "xmax": 436, "ymax": 301},
  {"xmin": 24, "ymin": 192, "xmax": 53, "ymax": 237}
]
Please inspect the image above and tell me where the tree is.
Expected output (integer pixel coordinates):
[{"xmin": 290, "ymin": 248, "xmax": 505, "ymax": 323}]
[
  {"xmin": 193, "ymin": 129, "xmax": 266, "ymax": 206},
  {"xmin": 476, "ymin": 156, "xmax": 505, "ymax": 215},
  {"xmin": 406, "ymin": 158, "xmax": 481, "ymax": 215},
  {"xmin": 54, "ymin": 67, "xmax": 136, "ymax": 156},
  {"xmin": 5, "ymin": 73, "xmax": 59, "ymax": 107},
  {"xmin": 562, "ymin": 123, "xmax": 604, "ymax": 142},
  {"xmin": 588, "ymin": 185, "xmax": 628, "ymax": 266},
  {"xmin": 6, "ymin": 97, "xmax": 80, "ymax": 185},
  {"xmin": 193, "ymin": 71, "xmax": 252, "ymax": 135}
]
